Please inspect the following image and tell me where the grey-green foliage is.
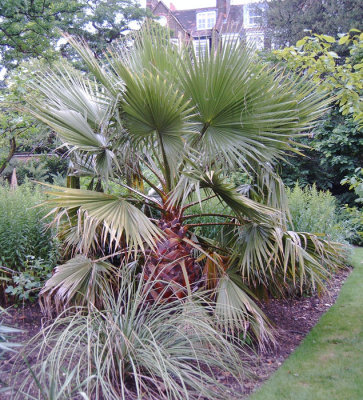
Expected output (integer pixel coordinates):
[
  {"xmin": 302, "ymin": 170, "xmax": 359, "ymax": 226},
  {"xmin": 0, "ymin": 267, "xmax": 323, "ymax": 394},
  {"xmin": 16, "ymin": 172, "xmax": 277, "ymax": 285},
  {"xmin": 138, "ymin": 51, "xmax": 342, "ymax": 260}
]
[
  {"xmin": 14, "ymin": 273, "xmax": 248, "ymax": 400},
  {"xmin": 0, "ymin": 307, "xmax": 22, "ymax": 358},
  {"xmin": 0, "ymin": 183, "xmax": 59, "ymax": 271}
]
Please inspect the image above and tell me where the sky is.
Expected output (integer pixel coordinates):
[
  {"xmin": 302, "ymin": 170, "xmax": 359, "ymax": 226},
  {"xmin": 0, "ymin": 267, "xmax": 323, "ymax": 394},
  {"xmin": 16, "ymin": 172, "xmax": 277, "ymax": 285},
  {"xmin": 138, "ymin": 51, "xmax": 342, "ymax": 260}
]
[{"xmin": 139, "ymin": 1, "xmax": 255, "ymax": 10}]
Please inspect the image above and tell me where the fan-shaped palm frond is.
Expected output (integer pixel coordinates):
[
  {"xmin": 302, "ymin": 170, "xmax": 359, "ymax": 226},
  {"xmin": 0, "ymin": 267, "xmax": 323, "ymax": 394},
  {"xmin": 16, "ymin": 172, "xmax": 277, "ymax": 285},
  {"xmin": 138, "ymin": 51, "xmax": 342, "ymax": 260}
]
[
  {"xmin": 214, "ymin": 273, "xmax": 273, "ymax": 347},
  {"xmin": 177, "ymin": 43, "xmax": 331, "ymax": 169},
  {"xmin": 169, "ymin": 169, "xmax": 277, "ymax": 224},
  {"xmin": 227, "ymin": 223, "xmax": 344, "ymax": 295},
  {"xmin": 40, "ymin": 255, "xmax": 119, "ymax": 313},
  {"xmin": 43, "ymin": 185, "xmax": 162, "ymax": 254}
]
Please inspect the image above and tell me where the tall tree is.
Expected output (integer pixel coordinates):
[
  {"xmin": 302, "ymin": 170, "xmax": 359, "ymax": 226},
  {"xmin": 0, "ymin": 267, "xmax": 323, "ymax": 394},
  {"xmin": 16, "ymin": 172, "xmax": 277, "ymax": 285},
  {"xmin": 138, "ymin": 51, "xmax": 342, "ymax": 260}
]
[
  {"xmin": 264, "ymin": 0, "xmax": 363, "ymax": 48},
  {"xmin": 0, "ymin": 0, "xmax": 148, "ymax": 70}
]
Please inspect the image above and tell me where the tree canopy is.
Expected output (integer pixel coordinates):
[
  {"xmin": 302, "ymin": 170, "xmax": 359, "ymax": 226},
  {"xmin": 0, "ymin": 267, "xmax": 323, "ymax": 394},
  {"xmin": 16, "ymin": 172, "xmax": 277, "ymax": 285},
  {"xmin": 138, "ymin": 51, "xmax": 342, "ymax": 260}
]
[
  {"xmin": 0, "ymin": 0, "xmax": 148, "ymax": 70},
  {"xmin": 264, "ymin": 0, "xmax": 363, "ymax": 48}
]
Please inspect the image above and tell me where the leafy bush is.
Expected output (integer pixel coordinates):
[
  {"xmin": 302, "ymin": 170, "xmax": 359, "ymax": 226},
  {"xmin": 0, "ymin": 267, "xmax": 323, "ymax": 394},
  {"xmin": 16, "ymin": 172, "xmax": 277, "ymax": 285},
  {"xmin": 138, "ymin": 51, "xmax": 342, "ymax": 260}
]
[
  {"xmin": 0, "ymin": 183, "xmax": 59, "ymax": 303},
  {"xmin": 5, "ymin": 256, "xmax": 53, "ymax": 302},
  {"xmin": 4, "ymin": 155, "xmax": 68, "ymax": 186},
  {"xmin": 279, "ymin": 108, "xmax": 362, "ymax": 205},
  {"xmin": 14, "ymin": 274, "xmax": 248, "ymax": 400},
  {"xmin": 338, "ymin": 206, "xmax": 363, "ymax": 246},
  {"xmin": 287, "ymin": 183, "xmax": 358, "ymax": 244}
]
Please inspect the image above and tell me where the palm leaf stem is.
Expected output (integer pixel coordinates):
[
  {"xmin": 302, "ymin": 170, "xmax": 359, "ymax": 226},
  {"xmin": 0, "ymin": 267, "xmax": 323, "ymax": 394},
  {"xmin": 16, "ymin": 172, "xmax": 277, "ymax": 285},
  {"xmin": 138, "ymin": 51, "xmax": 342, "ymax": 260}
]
[
  {"xmin": 139, "ymin": 172, "xmax": 165, "ymax": 198},
  {"xmin": 182, "ymin": 213, "xmax": 236, "ymax": 221},
  {"xmin": 198, "ymin": 122, "xmax": 210, "ymax": 140},
  {"xmin": 137, "ymin": 156, "xmax": 166, "ymax": 188},
  {"xmin": 182, "ymin": 195, "xmax": 217, "ymax": 212},
  {"xmin": 111, "ymin": 179, "xmax": 163, "ymax": 209},
  {"xmin": 192, "ymin": 234, "xmax": 230, "ymax": 254},
  {"xmin": 156, "ymin": 131, "xmax": 172, "ymax": 193},
  {"xmin": 185, "ymin": 222, "xmax": 243, "ymax": 228}
]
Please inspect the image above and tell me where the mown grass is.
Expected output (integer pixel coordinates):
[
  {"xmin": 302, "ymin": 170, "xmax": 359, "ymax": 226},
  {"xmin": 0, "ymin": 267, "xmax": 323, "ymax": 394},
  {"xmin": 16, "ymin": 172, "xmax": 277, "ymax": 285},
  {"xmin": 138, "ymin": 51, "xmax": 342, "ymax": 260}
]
[{"xmin": 249, "ymin": 247, "xmax": 363, "ymax": 400}]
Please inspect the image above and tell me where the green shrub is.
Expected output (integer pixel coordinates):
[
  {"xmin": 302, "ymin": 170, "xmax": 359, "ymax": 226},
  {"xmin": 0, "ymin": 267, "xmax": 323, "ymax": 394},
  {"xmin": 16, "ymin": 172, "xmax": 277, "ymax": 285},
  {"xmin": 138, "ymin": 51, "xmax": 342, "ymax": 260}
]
[
  {"xmin": 3, "ymin": 155, "xmax": 68, "ymax": 186},
  {"xmin": 5, "ymin": 256, "xmax": 53, "ymax": 302},
  {"xmin": 287, "ymin": 183, "xmax": 353, "ymax": 244},
  {"xmin": 0, "ymin": 183, "xmax": 59, "ymax": 303},
  {"xmin": 187, "ymin": 195, "xmax": 232, "ymax": 239},
  {"xmin": 0, "ymin": 182, "xmax": 58, "ymax": 271},
  {"xmin": 338, "ymin": 206, "xmax": 363, "ymax": 246}
]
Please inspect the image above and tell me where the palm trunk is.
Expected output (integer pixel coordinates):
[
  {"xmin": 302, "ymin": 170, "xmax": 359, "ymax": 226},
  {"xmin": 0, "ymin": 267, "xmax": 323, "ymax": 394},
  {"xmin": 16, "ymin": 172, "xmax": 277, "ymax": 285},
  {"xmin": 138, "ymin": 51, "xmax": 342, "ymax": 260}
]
[{"xmin": 144, "ymin": 209, "xmax": 202, "ymax": 301}]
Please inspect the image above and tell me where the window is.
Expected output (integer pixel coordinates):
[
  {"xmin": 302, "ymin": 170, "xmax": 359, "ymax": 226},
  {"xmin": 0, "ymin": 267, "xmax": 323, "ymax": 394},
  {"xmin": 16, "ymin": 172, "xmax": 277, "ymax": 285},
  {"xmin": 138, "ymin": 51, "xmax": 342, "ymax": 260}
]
[
  {"xmin": 170, "ymin": 38, "xmax": 179, "ymax": 49},
  {"xmin": 246, "ymin": 32, "xmax": 264, "ymax": 50},
  {"xmin": 222, "ymin": 34, "xmax": 240, "ymax": 46},
  {"xmin": 193, "ymin": 39, "xmax": 209, "ymax": 57},
  {"xmin": 243, "ymin": 4, "xmax": 263, "ymax": 28},
  {"xmin": 196, "ymin": 11, "xmax": 216, "ymax": 30}
]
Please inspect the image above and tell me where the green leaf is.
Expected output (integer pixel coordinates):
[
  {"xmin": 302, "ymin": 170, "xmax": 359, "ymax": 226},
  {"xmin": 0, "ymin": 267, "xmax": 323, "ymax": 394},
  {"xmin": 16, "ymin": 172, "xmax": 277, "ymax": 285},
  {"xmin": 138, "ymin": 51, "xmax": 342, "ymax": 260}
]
[{"xmin": 321, "ymin": 35, "xmax": 336, "ymax": 43}]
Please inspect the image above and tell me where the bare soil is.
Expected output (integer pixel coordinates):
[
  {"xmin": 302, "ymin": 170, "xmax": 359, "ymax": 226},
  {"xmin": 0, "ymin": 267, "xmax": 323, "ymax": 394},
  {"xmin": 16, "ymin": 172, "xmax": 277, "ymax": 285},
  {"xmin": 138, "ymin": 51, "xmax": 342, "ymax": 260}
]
[{"xmin": 0, "ymin": 267, "xmax": 352, "ymax": 399}]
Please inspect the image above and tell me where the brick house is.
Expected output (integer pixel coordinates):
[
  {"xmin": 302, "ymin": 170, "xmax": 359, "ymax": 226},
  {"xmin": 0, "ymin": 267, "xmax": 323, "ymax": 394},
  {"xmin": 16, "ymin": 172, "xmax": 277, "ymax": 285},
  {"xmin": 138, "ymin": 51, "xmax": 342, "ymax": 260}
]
[{"xmin": 146, "ymin": 0, "xmax": 266, "ymax": 51}]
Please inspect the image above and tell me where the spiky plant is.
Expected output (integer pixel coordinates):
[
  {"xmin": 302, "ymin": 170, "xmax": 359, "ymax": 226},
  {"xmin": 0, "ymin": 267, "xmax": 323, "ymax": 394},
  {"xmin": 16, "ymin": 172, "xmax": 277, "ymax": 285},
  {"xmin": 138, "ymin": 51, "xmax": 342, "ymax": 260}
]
[
  {"xmin": 24, "ymin": 26, "xmax": 343, "ymax": 341},
  {"xmin": 13, "ymin": 272, "xmax": 248, "ymax": 400}
]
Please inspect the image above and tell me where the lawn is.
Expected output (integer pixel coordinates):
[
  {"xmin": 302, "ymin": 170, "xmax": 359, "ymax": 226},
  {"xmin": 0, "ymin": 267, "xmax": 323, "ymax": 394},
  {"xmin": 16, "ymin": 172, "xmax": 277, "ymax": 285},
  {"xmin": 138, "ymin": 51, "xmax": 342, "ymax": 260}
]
[{"xmin": 249, "ymin": 247, "xmax": 363, "ymax": 400}]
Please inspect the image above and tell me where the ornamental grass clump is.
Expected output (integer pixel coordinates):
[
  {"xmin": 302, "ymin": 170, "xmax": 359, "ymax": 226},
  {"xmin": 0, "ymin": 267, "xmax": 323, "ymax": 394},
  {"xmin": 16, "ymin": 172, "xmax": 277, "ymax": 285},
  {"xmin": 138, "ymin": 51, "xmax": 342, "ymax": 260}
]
[{"xmin": 13, "ymin": 273, "xmax": 248, "ymax": 400}]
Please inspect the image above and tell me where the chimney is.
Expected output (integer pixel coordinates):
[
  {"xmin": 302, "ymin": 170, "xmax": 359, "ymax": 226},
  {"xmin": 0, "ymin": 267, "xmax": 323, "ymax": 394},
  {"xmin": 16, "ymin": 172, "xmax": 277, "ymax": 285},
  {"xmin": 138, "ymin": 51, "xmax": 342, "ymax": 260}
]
[
  {"xmin": 146, "ymin": 0, "xmax": 158, "ymax": 10},
  {"xmin": 169, "ymin": 2, "xmax": 176, "ymax": 11},
  {"xmin": 217, "ymin": 0, "xmax": 230, "ymax": 18}
]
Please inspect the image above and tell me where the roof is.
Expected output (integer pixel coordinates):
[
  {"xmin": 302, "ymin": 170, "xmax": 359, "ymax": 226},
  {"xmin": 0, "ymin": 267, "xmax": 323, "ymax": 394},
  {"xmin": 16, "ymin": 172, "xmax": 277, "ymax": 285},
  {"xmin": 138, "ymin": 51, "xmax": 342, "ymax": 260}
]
[
  {"xmin": 149, "ymin": 1, "xmax": 265, "ymax": 39},
  {"xmin": 172, "ymin": 4, "xmax": 245, "ymax": 37}
]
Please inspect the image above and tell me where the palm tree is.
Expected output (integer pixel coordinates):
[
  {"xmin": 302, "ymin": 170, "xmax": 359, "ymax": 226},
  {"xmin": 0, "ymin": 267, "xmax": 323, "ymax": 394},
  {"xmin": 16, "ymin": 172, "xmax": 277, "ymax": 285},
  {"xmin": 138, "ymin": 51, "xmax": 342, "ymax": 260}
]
[{"xmin": 25, "ymin": 27, "xmax": 343, "ymax": 342}]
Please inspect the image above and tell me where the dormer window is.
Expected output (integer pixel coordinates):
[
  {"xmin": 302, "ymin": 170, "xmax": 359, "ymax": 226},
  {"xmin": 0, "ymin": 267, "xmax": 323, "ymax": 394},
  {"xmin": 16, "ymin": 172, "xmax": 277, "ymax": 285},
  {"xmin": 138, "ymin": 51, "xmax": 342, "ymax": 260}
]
[
  {"xmin": 243, "ymin": 4, "xmax": 263, "ymax": 28},
  {"xmin": 196, "ymin": 11, "xmax": 216, "ymax": 30}
]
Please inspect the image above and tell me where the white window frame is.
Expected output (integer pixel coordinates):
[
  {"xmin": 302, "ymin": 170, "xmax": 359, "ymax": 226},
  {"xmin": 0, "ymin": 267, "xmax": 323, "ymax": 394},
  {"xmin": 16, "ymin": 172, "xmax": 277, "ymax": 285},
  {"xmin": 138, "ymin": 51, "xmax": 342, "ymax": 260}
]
[
  {"xmin": 222, "ymin": 33, "xmax": 240, "ymax": 46},
  {"xmin": 246, "ymin": 32, "xmax": 264, "ymax": 50},
  {"xmin": 243, "ymin": 4, "xmax": 263, "ymax": 28},
  {"xmin": 196, "ymin": 11, "xmax": 216, "ymax": 30},
  {"xmin": 193, "ymin": 38, "xmax": 209, "ymax": 57}
]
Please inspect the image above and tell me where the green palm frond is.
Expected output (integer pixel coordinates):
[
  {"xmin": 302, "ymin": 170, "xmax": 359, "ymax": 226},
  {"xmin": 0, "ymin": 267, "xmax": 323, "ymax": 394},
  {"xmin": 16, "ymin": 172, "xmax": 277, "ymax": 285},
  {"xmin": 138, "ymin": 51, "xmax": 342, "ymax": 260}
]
[
  {"xmin": 170, "ymin": 169, "xmax": 277, "ymax": 224},
  {"xmin": 33, "ymin": 65, "xmax": 111, "ymax": 129},
  {"xmin": 27, "ymin": 105, "xmax": 109, "ymax": 152},
  {"xmin": 120, "ymin": 70, "xmax": 196, "ymax": 164},
  {"xmin": 65, "ymin": 34, "xmax": 118, "ymax": 96},
  {"xmin": 110, "ymin": 23, "xmax": 181, "ymax": 82},
  {"xmin": 178, "ymin": 42, "xmax": 331, "ymax": 168},
  {"xmin": 43, "ymin": 185, "xmax": 162, "ymax": 254}
]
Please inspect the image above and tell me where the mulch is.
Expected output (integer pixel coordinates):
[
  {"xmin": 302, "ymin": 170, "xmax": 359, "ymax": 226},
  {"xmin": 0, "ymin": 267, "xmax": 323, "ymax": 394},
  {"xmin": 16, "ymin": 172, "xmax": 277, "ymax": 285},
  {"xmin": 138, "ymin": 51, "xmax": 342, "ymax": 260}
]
[{"xmin": 0, "ymin": 267, "xmax": 352, "ymax": 399}]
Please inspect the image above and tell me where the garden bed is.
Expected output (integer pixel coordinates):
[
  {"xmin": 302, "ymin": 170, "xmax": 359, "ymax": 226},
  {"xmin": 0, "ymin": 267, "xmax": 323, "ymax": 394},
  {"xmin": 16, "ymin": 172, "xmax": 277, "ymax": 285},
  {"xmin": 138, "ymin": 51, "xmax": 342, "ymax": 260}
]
[{"xmin": 0, "ymin": 266, "xmax": 351, "ymax": 399}]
